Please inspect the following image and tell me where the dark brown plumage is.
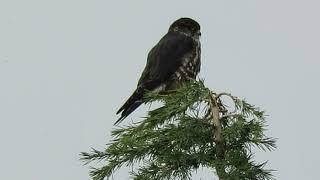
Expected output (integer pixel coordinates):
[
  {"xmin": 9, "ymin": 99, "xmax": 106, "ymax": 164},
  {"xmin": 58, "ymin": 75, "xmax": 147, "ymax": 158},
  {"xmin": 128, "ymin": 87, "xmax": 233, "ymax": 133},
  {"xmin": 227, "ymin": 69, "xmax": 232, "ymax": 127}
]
[{"xmin": 115, "ymin": 18, "xmax": 201, "ymax": 125}]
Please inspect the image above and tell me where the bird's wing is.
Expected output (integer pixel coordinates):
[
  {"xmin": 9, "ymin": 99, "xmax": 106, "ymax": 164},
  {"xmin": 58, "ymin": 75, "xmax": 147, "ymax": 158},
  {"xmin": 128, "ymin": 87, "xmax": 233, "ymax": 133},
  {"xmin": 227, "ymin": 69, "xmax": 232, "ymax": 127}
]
[{"xmin": 138, "ymin": 32, "xmax": 195, "ymax": 89}]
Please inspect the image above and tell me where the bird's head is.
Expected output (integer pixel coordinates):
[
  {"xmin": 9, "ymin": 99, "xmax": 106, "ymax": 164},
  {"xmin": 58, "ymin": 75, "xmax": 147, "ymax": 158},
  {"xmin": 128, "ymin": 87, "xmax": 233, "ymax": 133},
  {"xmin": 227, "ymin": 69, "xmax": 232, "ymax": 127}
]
[{"xmin": 169, "ymin": 17, "xmax": 201, "ymax": 39}]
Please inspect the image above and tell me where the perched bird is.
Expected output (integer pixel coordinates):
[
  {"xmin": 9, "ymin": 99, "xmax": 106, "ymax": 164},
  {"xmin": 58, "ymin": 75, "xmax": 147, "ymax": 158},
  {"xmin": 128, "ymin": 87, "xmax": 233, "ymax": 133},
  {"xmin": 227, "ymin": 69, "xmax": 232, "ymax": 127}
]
[{"xmin": 115, "ymin": 17, "xmax": 201, "ymax": 125}]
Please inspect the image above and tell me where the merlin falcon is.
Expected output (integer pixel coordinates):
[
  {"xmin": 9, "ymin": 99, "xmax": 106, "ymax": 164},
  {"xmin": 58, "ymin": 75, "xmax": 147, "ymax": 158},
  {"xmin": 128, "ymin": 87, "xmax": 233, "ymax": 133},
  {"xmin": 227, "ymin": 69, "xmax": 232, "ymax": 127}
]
[{"xmin": 115, "ymin": 17, "xmax": 201, "ymax": 125}]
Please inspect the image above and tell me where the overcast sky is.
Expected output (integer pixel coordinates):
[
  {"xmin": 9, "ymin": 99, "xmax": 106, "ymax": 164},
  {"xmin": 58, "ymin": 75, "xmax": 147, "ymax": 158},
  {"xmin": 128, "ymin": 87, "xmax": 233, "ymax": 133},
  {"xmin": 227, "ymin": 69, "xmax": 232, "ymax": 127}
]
[{"xmin": 1, "ymin": 0, "xmax": 320, "ymax": 179}]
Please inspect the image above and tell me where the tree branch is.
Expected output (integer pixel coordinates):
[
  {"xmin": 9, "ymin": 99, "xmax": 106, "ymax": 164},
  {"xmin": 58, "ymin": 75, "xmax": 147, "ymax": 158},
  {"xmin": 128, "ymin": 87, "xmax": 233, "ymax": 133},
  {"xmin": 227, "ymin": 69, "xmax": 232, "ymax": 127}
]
[{"xmin": 208, "ymin": 93, "xmax": 227, "ymax": 179}]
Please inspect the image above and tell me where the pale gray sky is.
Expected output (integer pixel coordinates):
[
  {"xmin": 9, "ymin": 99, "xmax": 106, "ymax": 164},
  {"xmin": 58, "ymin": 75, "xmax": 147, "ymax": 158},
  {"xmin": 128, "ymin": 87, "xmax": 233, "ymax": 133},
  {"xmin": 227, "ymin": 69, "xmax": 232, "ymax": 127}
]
[{"xmin": 1, "ymin": 0, "xmax": 320, "ymax": 179}]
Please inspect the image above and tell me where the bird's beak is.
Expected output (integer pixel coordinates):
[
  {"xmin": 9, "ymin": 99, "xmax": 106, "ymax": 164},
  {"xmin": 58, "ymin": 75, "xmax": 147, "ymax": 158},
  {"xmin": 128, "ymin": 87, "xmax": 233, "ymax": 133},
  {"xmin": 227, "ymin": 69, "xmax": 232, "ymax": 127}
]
[{"xmin": 197, "ymin": 31, "xmax": 201, "ymax": 36}]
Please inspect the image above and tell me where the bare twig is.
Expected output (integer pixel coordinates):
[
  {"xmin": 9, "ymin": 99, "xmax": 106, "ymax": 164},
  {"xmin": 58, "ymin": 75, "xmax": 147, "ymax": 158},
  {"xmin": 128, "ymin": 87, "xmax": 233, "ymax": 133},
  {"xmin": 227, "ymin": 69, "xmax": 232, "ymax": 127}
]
[
  {"xmin": 216, "ymin": 92, "xmax": 238, "ymax": 119},
  {"xmin": 216, "ymin": 92, "xmax": 236, "ymax": 100}
]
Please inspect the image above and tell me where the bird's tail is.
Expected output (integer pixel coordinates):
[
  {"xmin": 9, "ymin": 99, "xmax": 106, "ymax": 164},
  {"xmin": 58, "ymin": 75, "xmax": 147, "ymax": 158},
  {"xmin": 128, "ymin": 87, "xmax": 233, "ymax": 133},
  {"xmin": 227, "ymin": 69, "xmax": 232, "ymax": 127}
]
[{"xmin": 115, "ymin": 88, "xmax": 144, "ymax": 125}]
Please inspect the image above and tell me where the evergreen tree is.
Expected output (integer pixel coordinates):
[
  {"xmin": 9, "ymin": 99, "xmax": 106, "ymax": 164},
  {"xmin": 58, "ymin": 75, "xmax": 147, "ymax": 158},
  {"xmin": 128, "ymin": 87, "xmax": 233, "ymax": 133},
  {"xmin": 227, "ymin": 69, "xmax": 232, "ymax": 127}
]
[{"xmin": 81, "ymin": 80, "xmax": 276, "ymax": 180}]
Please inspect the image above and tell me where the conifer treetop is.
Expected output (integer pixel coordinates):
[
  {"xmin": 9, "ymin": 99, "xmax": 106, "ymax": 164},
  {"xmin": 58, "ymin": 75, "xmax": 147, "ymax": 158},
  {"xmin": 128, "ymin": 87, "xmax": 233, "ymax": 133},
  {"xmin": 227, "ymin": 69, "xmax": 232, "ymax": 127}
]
[{"xmin": 81, "ymin": 80, "xmax": 276, "ymax": 180}]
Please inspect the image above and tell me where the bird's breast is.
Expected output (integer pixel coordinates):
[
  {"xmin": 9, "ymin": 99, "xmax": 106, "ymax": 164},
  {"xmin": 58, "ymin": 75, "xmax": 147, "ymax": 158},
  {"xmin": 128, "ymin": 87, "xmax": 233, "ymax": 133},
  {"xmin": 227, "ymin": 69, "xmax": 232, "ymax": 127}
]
[{"xmin": 174, "ymin": 41, "xmax": 201, "ymax": 81}]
